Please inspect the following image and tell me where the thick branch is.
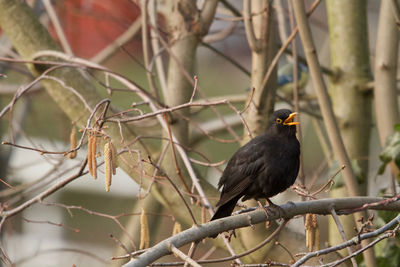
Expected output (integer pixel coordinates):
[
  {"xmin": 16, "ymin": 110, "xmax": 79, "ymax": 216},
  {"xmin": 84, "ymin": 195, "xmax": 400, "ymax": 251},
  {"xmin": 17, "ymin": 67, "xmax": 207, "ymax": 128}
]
[{"xmin": 122, "ymin": 197, "xmax": 400, "ymax": 267}]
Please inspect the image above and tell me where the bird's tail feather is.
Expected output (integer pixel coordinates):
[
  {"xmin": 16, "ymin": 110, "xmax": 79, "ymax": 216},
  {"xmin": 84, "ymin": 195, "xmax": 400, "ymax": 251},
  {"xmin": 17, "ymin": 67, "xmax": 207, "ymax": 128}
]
[
  {"xmin": 209, "ymin": 197, "xmax": 240, "ymax": 238},
  {"xmin": 210, "ymin": 201, "xmax": 236, "ymax": 221}
]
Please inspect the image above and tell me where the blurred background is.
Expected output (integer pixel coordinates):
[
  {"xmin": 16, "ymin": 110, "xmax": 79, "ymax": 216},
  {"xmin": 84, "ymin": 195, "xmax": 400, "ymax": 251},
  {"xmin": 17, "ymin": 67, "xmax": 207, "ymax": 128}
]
[{"xmin": 0, "ymin": 0, "xmax": 399, "ymax": 266}]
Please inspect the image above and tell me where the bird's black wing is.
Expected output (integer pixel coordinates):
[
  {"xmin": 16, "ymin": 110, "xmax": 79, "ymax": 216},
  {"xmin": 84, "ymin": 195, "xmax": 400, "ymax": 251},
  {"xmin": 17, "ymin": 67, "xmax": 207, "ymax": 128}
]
[{"xmin": 216, "ymin": 135, "xmax": 267, "ymax": 207}]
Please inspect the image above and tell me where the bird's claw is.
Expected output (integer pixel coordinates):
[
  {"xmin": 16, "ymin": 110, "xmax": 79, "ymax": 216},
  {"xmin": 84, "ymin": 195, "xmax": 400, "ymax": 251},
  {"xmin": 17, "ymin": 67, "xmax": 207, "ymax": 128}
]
[
  {"xmin": 267, "ymin": 203, "xmax": 285, "ymax": 220},
  {"xmin": 259, "ymin": 199, "xmax": 285, "ymax": 220}
]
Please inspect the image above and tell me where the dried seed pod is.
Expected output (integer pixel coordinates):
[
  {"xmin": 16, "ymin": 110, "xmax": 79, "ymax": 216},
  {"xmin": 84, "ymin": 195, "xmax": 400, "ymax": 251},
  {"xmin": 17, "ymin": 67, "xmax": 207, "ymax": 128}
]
[
  {"xmin": 91, "ymin": 135, "xmax": 97, "ymax": 179},
  {"xmin": 104, "ymin": 141, "xmax": 112, "ymax": 192},
  {"xmin": 87, "ymin": 135, "xmax": 94, "ymax": 176},
  {"xmin": 140, "ymin": 207, "xmax": 150, "ymax": 249},
  {"xmin": 172, "ymin": 221, "xmax": 182, "ymax": 236},
  {"xmin": 68, "ymin": 127, "xmax": 77, "ymax": 159}
]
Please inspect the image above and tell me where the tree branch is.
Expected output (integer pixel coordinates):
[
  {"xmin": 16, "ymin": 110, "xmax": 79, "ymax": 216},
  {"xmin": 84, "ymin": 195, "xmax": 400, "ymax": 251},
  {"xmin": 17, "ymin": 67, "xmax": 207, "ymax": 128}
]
[{"xmin": 122, "ymin": 197, "xmax": 400, "ymax": 267}]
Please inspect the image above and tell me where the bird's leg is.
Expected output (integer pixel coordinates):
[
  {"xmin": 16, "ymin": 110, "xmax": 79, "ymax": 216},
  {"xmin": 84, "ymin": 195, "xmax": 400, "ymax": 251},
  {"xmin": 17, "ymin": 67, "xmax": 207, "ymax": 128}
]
[
  {"xmin": 265, "ymin": 198, "xmax": 285, "ymax": 219},
  {"xmin": 237, "ymin": 201, "xmax": 248, "ymax": 209}
]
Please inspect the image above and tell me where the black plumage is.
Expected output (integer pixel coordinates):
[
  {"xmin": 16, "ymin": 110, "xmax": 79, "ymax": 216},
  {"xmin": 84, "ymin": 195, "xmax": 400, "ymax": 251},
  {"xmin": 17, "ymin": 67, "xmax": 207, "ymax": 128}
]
[{"xmin": 210, "ymin": 109, "xmax": 300, "ymax": 225}]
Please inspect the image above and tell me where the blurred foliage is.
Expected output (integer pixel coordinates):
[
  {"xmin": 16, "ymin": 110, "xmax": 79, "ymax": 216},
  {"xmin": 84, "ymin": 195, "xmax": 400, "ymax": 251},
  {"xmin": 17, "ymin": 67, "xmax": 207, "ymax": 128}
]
[
  {"xmin": 378, "ymin": 124, "xmax": 400, "ymax": 183},
  {"xmin": 373, "ymin": 209, "xmax": 400, "ymax": 267}
]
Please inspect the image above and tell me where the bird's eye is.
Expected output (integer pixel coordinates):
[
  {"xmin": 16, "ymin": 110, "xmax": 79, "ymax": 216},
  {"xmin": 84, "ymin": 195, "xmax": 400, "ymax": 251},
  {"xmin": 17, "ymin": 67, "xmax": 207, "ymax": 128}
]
[{"xmin": 276, "ymin": 118, "xmax": 282, "ymax": 124}]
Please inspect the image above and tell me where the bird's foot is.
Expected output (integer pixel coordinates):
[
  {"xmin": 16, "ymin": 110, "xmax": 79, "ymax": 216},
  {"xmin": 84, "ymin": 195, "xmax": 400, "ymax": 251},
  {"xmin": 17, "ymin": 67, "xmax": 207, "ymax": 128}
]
[
  {"xmin": 263, "ymin": 199, "xmax": 286, "ymax": 220},
  {"xmin": 224, "ymin": 229, "xmax": 236, "ymax": 241}
]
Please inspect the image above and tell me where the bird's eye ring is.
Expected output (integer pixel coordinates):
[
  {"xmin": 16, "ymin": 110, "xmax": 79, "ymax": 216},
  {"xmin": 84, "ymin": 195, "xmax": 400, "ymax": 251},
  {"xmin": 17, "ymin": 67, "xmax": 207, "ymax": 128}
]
[{"xmin": 276, "ymin": 118, "xmax": 282, "ymax": 124}]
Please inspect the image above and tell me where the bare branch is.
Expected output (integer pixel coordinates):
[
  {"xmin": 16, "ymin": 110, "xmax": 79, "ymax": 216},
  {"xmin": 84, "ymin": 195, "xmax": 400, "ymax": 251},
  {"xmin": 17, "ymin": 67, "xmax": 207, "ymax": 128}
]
[
  {"xmin": 243, "ymin": 0, "xmax": 259, "ymax": 52},
  {"xmin": 330, "ymin": 208, "xmax": 358, "ymax": 267},
  {"xmin": 169, "ymin": 244, "xmax": 201, "ymax": 267}
]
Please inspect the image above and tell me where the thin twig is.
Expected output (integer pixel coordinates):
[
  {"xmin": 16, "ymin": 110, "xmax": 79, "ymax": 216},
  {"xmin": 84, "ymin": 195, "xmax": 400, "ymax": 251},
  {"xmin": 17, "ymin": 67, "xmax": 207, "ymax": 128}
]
[
  {"xmin": 110, "ymin": 234, "xmax": 131, "ymax": 259},
  {"xmin": 274, "ymin": 241, "xmax": 296, "ymax": 263},
  {"xmin": 148, "ymin": 0, "xmax": 167, "ymax": 96},
  {"xmin": 200, "ymin": 41, "xmax": 250, "ymax": 76},
  {"xmin": 168, "ymin": 244, "xmax": 202, "ymax": 267},
  {"xmin": 42, "ymin": 201, "xmax": 138, "ymax": 250},
  {"xmin": 243, "ymin": 0, "xmax": 260, "ymax": 52},
  {"xmin": 183, "ymin": 242, "xmax": 198, "ymax": 267},
  {"xmin": 310, "ymin": 165, "xmax": 345, "ymax": 197},
  {"xmin": 260, "ymin": 0, "xmax": 322, "ymax": 91},
  {"xmin": 42, "ymin": 0, "xmax": 73, "ymax": 55},
  {"xmin": 330, "ymin": 208, "xmax": 358, "ymax": 267},
  {"xmin": 0, "ymin": 158, "xmax": 87, "ymax": 219},
  {"xmin": 162, "ymin": 113, "xmax": 192, "ymax": 195},
  {"xmin": 2, "ymin": 99, "xmax": 110, "ymax": 156},
  {"xmin": 189, "ymin": 76, "xmax": 198, "ymax": 103},
  {"xmin": 141, "ymin": 0, "xmax": 159, "ymax": 100},
  {"xmin": 146, "ymin": 156, "xmax": 198, "ymax": 226},
  {"xmin": 91, "ymin": 16, "xmax": 142, "ymax": 63}
]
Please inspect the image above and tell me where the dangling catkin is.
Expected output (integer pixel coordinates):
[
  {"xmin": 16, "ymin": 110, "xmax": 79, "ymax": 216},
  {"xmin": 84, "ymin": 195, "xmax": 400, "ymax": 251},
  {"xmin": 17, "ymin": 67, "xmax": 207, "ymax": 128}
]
[
  {"xmin": 87, "ymin": 135, "xmax": 94, "ymax": 176},
  {"xmin": 140, "ymin": 207, "xmax": 150, "ymax": 249},
  {"xmin": 68, "ymin": 127, "xmax": 77, "ymax": 159},
  {"xmin": 110, "ymin": 141, "xmax": 117, "ymax": 175},
  {"xmin": 305, "ymin": 213, "xmax": 318, "ymax": 252},
  {"xmin": 104, "ymin": 141, "xmax": 112, "ymax": 192},
  {"xmin": 313, "ymin": 214, "xmax": 319, "ymax": 250},
  {"xmin": 91, "ymin": 135, "xmax": 97, "ymax": 179},
  {"xmin": 305, "ymin": 213, "xmax": 312, "ymax": 251}
]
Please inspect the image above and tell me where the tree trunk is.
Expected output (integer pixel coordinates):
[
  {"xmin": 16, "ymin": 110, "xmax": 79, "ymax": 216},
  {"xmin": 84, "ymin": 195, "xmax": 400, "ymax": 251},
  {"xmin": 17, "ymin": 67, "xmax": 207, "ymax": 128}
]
[
  {"xmin": 326, "ymin": 1, "xmax": 375, "ymax": 266},
  {"xmin": 242, "ymin": 0, "xmax": 278, "ymax": 142},
  {"xmin": 374, "ymin": 0, "xmax": 400, "ymax": 183}
]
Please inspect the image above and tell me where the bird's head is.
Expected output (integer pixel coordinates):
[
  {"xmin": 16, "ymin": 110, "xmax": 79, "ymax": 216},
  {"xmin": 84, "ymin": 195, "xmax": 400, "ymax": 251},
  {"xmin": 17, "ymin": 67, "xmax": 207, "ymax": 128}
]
[{"xmin": 267, "ymin": 109, "xmax": 299, "ymax": 136}]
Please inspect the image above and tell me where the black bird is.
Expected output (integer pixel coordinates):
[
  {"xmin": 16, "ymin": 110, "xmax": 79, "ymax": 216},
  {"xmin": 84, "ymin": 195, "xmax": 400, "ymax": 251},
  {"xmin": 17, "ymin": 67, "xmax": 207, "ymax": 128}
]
[{"xmin": 210, "ymin": 109, "xmax": 300, "ymax": 227}]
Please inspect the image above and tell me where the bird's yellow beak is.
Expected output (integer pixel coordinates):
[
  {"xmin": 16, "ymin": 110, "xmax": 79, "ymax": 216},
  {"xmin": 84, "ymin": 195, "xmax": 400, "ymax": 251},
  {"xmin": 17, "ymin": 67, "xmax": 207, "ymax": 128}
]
[{"xmin": 283, "ymin": 112, "xmax": 300, "ymax": 126}]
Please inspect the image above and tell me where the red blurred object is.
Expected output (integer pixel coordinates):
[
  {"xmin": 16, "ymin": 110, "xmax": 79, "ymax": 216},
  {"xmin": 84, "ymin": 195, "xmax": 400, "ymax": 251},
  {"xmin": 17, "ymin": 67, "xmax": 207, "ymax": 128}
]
[{"xmin": 50, "ymin": 0, "xmax": 141, "ymax": 58}]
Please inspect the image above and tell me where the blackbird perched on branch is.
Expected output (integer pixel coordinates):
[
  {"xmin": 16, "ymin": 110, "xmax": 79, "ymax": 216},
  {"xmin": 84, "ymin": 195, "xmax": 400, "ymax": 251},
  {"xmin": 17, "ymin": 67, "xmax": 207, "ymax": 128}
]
[{"xmin": 210, "ymin": 109, "xmax": 300, "ymax": 231}]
